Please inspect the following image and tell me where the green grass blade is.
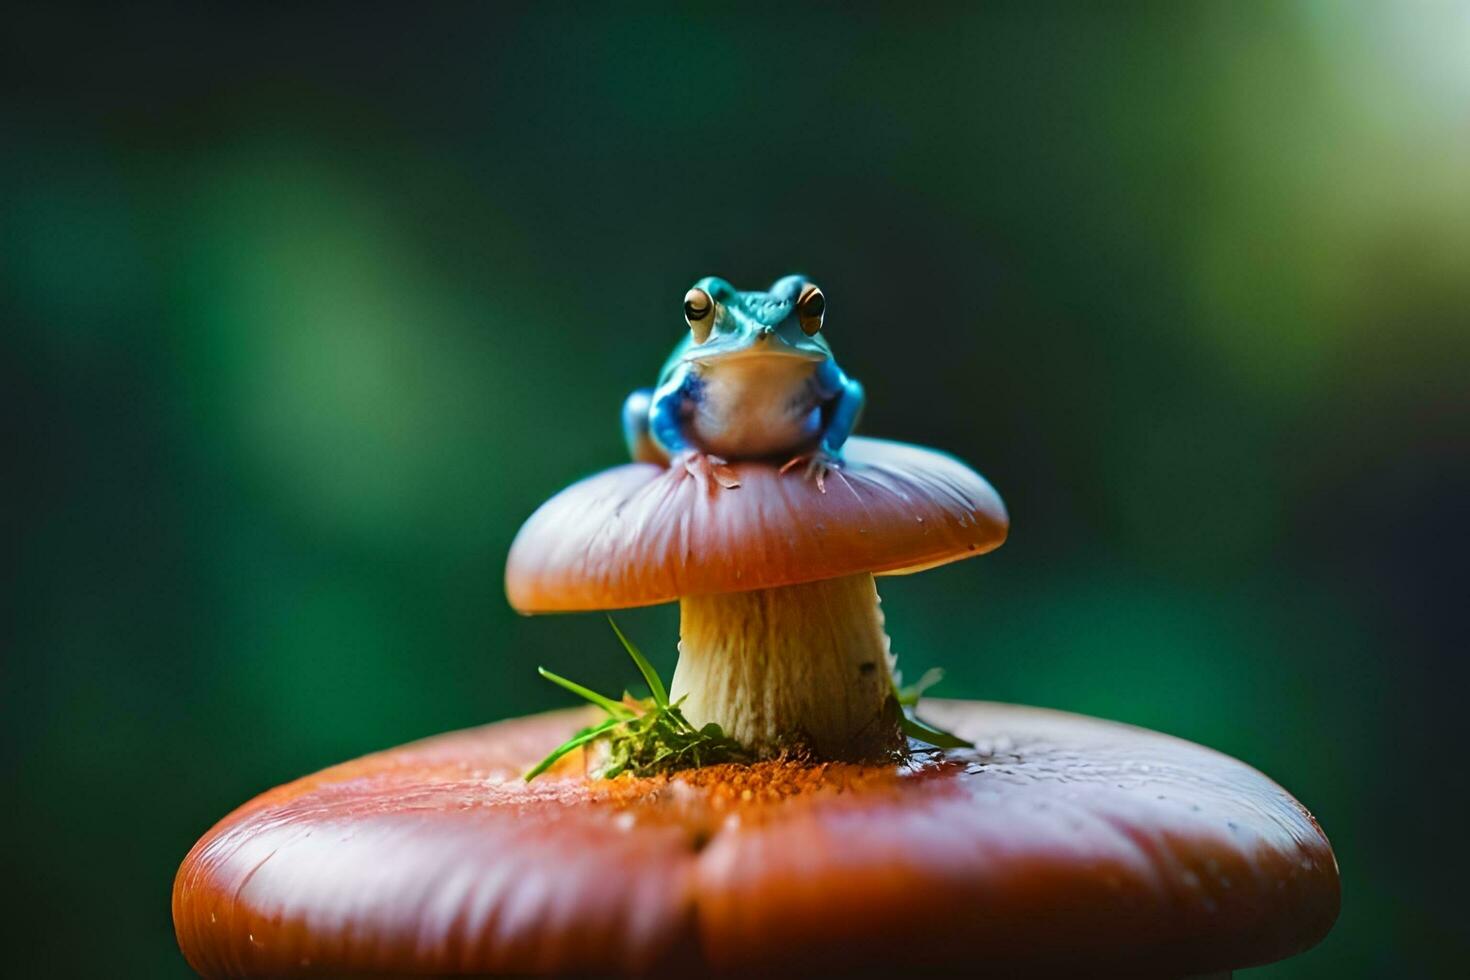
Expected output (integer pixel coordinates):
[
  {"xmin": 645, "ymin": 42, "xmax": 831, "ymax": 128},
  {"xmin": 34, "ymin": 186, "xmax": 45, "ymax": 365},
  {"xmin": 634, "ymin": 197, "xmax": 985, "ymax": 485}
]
[
  {"xmin": 664, "ymin": 704, "xmax": 699, "ymax": 735},
  {"xmin": 896, "ymin": 667, "xmax": 945, "ymax": 706},
  {"xmin": 524, "ymin": 717, "xmax": 622, "ymax": 781},
  {"xmin": 537, "ymin": 666, "xmax": 634, "ymax": 718},
  {"xmin": 900, "ymin": 712, "xmax": 974, "ymax": 749},
  {"xmin": 608, "ymin": 616, "xmax": 668, "ymax": 708}
]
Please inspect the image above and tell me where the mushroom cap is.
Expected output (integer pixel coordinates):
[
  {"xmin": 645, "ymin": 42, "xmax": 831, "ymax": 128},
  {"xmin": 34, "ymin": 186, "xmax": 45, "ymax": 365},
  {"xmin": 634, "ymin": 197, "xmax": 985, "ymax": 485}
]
[
  {"xmin": 505, "ymin": 436, "xmax": 1008, "ymax": 611},
  {"xmin": 174, "ymin": 701, "xmax": 1339, "ymax": 978}
]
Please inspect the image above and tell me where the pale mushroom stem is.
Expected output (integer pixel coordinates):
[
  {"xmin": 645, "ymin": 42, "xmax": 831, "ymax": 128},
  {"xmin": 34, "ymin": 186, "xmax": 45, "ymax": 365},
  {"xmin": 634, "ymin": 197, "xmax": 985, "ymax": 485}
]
[{"xmin": 669, "ymin": 572, "xmax": 903, "ymax": 761}]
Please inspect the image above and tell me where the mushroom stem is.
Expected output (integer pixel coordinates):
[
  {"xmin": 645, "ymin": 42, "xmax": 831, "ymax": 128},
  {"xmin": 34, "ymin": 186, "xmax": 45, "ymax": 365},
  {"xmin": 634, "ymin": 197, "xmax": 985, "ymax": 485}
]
[{"xmin": 670, "ymin": 572, "xmax": 902, "ymax": 761}]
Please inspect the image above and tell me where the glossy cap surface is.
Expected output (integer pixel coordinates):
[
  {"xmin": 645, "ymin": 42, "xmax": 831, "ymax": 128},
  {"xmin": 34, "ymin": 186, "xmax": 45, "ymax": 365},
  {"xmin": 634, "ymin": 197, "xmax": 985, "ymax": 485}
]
[
  {"xmin": 505, "ymin": 436, "xmax": 1008, "ymax": 611},
  {"xmin": 174, "ymin": 701, "xmax": 1339, "ymax": 978}
]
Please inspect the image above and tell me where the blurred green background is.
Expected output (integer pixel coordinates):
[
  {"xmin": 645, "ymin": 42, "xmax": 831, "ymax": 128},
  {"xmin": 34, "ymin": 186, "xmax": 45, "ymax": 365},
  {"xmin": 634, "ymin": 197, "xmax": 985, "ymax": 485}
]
[{"xmin": 5, "ymin": 3, "xmax": 1466, "ymax": 976}]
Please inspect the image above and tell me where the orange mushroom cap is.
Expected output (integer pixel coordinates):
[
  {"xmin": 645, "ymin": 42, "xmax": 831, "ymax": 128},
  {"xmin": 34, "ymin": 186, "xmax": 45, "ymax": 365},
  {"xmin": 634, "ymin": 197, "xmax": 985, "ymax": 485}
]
[
  {"xmin": 174, "ymin": 701, "xmax": 1339, "ymax": 977},
  {"xmin": 505, "ymin": 436, "xmax": 1008, "ymax": 612}
]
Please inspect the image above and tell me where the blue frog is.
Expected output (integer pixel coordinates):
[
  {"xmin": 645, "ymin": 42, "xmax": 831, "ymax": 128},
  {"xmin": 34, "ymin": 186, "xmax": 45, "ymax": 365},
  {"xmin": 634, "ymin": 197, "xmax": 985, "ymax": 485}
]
[{"xmin": 622, "ymin": 275, "xmax": 864, "ymax": 492}]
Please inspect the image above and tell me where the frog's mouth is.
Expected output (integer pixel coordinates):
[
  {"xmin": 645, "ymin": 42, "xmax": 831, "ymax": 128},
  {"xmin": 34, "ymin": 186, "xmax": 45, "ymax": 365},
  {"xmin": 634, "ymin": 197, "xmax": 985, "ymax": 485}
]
[{"xmin": 685, "ymin": 333, "xmax": 826, "ymax": 366}]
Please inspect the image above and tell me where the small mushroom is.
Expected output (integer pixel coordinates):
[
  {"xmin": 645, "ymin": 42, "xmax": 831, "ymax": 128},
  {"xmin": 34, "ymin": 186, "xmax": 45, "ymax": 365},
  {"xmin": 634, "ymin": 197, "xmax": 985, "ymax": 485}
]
[{"xmin": 505, "ymin": 436, "xmax": 1008, "ymax": 760}]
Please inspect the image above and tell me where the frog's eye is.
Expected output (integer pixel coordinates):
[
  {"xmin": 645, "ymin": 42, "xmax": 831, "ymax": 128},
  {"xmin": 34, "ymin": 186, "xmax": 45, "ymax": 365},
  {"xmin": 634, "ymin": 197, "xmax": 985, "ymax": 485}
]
[
  {"xmin": 684, "ymin": 287, "xmax": 715, "ymax": 343},
  {"xmin": 797, "ymin": 284, "xmax": 825, "ymax": 336}
]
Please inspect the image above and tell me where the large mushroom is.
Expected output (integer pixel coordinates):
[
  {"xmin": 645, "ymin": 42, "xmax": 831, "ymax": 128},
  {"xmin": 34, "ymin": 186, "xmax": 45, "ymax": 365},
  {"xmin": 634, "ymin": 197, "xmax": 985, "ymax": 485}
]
[
  {"xmin": 505, "ymin": 435, "xmax": 1008, "ymax": 760},
  {"xmin": 174, "ymin": 702, "xmax": 1340, "ymax": 977}
]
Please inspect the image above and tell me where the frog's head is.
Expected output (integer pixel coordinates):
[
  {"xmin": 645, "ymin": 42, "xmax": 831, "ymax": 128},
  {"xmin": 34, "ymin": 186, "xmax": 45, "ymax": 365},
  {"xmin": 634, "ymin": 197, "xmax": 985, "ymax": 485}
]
[{"xmin": 679, "ymin": 274, "xmax": 831, "ymax": 365}]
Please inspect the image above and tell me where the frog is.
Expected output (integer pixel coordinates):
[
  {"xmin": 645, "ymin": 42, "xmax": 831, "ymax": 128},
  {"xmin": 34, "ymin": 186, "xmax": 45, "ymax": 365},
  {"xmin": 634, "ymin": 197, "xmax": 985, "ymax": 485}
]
[{"xmin": 621, "ymin": 274, "xmax": 864, "ymax": 493}]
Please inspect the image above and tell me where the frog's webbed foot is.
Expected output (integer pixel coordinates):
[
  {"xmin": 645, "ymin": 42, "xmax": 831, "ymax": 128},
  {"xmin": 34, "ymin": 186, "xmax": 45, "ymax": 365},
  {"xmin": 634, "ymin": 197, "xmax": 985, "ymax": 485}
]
[
  {"xmin": 780, "ymin": 449, "xmax": 840, "ymax": 494},
  {"xmin": 679, "ymin": 450, "xmax": 741, "ymax": 492}
]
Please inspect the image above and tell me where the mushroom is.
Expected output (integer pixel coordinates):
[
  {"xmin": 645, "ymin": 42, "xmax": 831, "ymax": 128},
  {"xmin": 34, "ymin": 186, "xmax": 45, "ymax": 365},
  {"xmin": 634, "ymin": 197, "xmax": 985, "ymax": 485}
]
[
  {"xmin": 174, "ymin": 701, "xmax": 1340, "ymax": 977},
  {"xmin": 505, "ymin": 435, "xmax": 1008, "ymax": 761}
]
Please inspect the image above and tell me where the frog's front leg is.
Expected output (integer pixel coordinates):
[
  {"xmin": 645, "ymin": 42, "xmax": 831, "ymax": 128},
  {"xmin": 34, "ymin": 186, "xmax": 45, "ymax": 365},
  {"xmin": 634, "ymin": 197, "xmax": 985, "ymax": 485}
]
[
  {"xmin": 622, "ymin": 388, "xmax": 666, "ymax": 464},
  {"xmin": 821, "ymin": 371, "xmax": 866, "ymax": 457},
  {"xmin": 648, "ymin": 370, "xmax": 739, "ymax": 490},
  {"xmin": 781, "ymin": 363, "xmax": 865, "ymax": 493}
]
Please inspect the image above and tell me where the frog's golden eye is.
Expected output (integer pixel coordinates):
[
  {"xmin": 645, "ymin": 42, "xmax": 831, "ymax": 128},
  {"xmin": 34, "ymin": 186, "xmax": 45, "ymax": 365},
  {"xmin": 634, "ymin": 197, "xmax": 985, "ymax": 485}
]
[
  {"xmin": 684, "ymin": 287, "xmax": 715, "ymax": 343},
  {"xmin": 797, "ymin": 284, "xmax": 825, "ymax": 336}
]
